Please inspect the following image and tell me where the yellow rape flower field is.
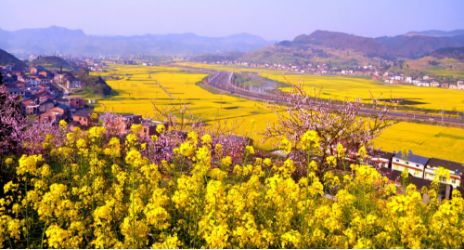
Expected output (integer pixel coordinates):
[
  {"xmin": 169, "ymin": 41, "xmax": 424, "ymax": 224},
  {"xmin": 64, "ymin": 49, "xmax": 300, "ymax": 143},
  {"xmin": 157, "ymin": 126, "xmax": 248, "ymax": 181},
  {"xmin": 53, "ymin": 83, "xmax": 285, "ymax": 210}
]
[
  {"xmin": 93, "ymin": 64, "xmax": 464, "ymax": 163},
  {"xmin": 179, "ymin": 62, "xmax": 464, "ymax": 112},
  {"xmin": 93, "ymin": 65, "xmax": 282, "ymax": 148}
]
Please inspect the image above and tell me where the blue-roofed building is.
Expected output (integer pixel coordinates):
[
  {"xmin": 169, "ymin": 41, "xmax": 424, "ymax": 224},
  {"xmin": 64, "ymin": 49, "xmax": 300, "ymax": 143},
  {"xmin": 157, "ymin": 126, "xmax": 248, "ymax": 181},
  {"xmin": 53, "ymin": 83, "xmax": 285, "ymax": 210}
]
[
  {"xmin": 392, "ymin": 150, "xmax": 429, "ymax": 178},
  {"xmin": 425, "ymin": 158, "xmax": 464, "ymax": 188}
]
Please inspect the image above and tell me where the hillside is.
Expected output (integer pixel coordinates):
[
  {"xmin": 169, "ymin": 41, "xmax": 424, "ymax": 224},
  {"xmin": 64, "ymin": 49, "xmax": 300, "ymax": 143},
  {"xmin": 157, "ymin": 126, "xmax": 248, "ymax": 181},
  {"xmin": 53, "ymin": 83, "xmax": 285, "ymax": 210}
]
[
  {"xmin": 429, "ymin": 47, "xmax": 464, "ymax": 61},
  {"xmin": 0, "ymin": 48, "xmax": 26, "ymax": 69},
  {"xmin": 0, "ymin": 26, "xmax": 272, "ymax": 57},
  {"xmin": 75, "ymin": 69, "xmax": 114, "ymax": 97},
  {"xmin": 31, "ymin": 55, "xmax": 76, "ymax": 71},
  {"xmin": 242, "ymin": 30, "xmax": 464, "ymax": 66}
]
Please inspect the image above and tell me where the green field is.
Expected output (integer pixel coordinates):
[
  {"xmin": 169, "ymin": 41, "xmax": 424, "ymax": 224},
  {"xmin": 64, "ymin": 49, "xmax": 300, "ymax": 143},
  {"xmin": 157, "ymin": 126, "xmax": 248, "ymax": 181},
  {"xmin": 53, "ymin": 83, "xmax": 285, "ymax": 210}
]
[{"xmin": 94, "ymin": 64, "xmax": 464, "ymax": 163}]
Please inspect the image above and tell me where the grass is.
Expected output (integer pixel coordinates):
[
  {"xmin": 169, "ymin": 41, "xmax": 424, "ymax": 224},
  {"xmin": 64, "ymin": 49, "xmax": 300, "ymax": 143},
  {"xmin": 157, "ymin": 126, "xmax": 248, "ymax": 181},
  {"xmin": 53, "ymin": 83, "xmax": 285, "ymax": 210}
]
[{"xmin": 94, "ymin": 64, "xmax": 464, "ymax": 163}]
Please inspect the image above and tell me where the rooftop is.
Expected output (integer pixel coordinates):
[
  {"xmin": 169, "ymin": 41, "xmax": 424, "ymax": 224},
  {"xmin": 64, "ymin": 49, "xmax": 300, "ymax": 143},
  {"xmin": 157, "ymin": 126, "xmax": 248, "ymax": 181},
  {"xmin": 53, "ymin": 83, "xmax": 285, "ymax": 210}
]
[
  {"xmin": 427, "ymin": 158, "xmax": 464, "ymax": 173},
  {"xmin": 394, "ymin": 150, "xmax": 429, "ymax": 165}
]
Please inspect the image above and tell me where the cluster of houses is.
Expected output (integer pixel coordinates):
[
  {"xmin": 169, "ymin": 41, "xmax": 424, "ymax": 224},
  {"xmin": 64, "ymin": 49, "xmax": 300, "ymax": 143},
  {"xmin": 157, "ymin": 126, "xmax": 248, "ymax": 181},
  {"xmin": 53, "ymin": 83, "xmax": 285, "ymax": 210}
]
[
  {"xmin": 380, "ymin": 72, "xmax": 464, "ymax": 90},
  {"xmin": 369, "ymin": 150, "xmax": 464, "ymax": 198},
  {"xmin": 0, "ymin": 64, "xmax": 90, "ymax": 127}
]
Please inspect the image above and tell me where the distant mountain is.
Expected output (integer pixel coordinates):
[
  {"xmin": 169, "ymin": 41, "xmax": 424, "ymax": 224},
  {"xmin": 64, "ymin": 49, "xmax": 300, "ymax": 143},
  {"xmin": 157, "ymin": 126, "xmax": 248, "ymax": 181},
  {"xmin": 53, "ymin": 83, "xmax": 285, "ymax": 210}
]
[
  {"xmin": 404, "ymin": 29, "xmax": 464, "ymax": 37},
  {"xmin": 0, "ymin": 26, "xmax": 271, "ymax": 58},
  {"xmin": 0, "ymin": 48, "xmax": 26, "ymax": 69},
  {"xmin": 375, "ymin": 34, "xmax": 464, "ymax": 58},
  {"xmin": 290, "ymin": 30, "xmax": 389, "ymax": 58},
  {"xmin": 243, "ymin": 30, "xmax": 464, "ymax": 66}
]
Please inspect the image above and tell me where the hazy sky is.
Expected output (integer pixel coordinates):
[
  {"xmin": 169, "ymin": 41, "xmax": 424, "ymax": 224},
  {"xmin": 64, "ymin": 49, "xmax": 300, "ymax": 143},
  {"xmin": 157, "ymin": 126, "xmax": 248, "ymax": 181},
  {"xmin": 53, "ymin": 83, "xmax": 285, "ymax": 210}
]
[{"xmin": 1, "ymin": 0, "xmax": 463, "ymax": 40}]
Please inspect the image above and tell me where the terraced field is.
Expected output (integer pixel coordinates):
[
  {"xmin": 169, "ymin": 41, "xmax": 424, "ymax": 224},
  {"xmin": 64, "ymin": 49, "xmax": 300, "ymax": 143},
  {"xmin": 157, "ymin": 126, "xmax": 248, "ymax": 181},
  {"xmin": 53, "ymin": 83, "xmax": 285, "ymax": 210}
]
[{"xmin": 93, "ymin": 64, "xmax": 464, "ymax": 162}]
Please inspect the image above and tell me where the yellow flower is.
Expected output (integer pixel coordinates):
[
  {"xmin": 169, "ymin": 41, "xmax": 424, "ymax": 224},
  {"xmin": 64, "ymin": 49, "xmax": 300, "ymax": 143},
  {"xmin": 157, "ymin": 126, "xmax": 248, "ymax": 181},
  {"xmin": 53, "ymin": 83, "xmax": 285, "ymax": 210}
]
[
  {"xmin": 263, "ymin": 158, "xmax": 272, "ymax": 167},
  {"xmin": 152, "ymin": 234, "xmax": 181, "ymax": 249},
  {"xmin": 156, "ymin": 124, "xmax": 166, "ymax": 134},
  {"xmin": 326, "ymin": 155, "xmax": 337, "ymax": 168},
  {"xmin": 59, "ymin": 119, "xmax": 67, "ymax": 129},
  {"xmin": 125, "ymin": 149, "xmax": 143, "ymax": 167},
  {"xmin": 208, "ymin": 168, "xmax": 227, "ymax": 180},
  {"xmin": 125, "ymin": 133, "xmax": 138, "ymax": 149},
  {"xmin": 76, "ymin": 138, "xmax": 87, "ymax": 149},
  {"xmin": 336, "ymin": 143, "xmax": 346, "ymax": 158},
  {"xmin": 214, "ymin": 143, "xmax": 224, "ymax": 156},
  {"xmin": 104, "ymin": 137, "xmax": 121, "ymax": 158},
  {"xmin": 179, "ymin": 142, "xmax": 195, "ymax": 157},
  {"xmin": 221, "ymin": 156, "xmax": 232, "ymax": 168},
  {"xmin": 280, "ymin": 137, "xmax": 292, "ymax": 154},
  {"xmin": 130, "ymin": 124, "xmax": 142, "ymax": 134},
  {"xmin": 3, "ymin": 181, "xmax": 18, "ymax": 194},
  {"xmin": 66, "ymin": 132, "xmax": 75, "ymax": 144},
  {"xmin": 358, "ymin": 145, "xmax": 367, "ymax": 160},
  {"xmin": 245, "ymin": 145, "xmax": 255, "ymax": 155},
  {"xmin": 299, "ymin": 130, "xmax": 320, "ymax": 152},
  {"xmin": 88, "ymin": 126, "xmax": 106, "ymax": 142},
  {"xmin": 46, "ymin": 224, "xmax": 70, "ymax": 248},
  {"xmin": 4, "ymin": 157, "xmax": 14, "ymax": 166},
  {"xmin": 201, "ymin": 134, "xmax": 212, "ymax": 145},
  {"xmin": 17, "ymin": 154, "xmax": 43, "ymax": 177},
  {"xmin": 187, "ymin": 131, "xmax": 198, "ymax": 144},
  {"xmin": 281, "ymin": 230, "xmax": 301, "ymax": 248},
  {"xmin": 7, "ymin": 219, "xmax": 22, "ymax": 240}
]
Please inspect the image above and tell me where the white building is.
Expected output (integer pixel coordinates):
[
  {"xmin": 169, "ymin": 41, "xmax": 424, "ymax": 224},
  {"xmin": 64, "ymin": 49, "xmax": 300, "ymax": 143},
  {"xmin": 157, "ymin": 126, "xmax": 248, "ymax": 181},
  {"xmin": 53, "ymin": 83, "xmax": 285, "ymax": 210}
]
[
  {"xmin": 392, "ymin": 151, "xmax": 429, "ymax": 178},
  {"xmin": 425, "ymin": 158, "xmax": 463, "ymax": 188}
]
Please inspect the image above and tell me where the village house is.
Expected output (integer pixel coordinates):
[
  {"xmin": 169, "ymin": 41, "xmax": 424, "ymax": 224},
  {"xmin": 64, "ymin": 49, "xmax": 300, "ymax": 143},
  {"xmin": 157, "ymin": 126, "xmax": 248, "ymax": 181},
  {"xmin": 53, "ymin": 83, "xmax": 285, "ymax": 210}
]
[
  {"xmin": 38, "ymin": 99, "xmax": 54, "ymax": 113},
  {"xmin": 29, "ymin": 66, "xmax": 46, "ymax": 75},
  {"xmin": 6, "ymin": 86, "xmax": 29, "ymax": 97},
  {"xmin": 139, "ymin": 119, "xmax": 163, "ymax": 138},
  {"xmin": 72, "ymin": 109, "xmax": 91, "ymax": 127},
  {"xmin": 368, "ymin": 150, "xmax": 394, "ymax": 169},
  {"xmin": 457, "ymin": 81, "xmax": 464, "ymax": 90},
  {"xmin": 68, "ymin": 97, "xmax": 86, "ymax": 109},
  {"xmin": 39, "ymin": 106, "xmax": 67, "ymax": 124},
  {"xmin": 36, "ymin": 91, "xmax": 54, "ymax": 103},
  {"xmin": 54, "ymin": 72, "xmax": 82, "ymax": 89},
  {"xmin": 392, "ymin": 150, "xmax": 428, "ymax": 178},
  {"xmin": 425, "ymin": 158, "xmax": 464, "ymax": 188},
  {"xmin": 22, "ymin": 99, "xmax": 40, "ymax": 115},
  {"xmin": 107, "ymin": 114, "xmax": 143, "ymax": 134}
]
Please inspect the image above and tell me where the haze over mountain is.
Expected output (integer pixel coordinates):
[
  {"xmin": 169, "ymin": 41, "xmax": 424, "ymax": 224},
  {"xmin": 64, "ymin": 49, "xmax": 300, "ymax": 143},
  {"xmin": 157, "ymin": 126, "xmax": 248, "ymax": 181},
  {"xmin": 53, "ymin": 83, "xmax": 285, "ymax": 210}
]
[
  {"xmin": 404, "ymin": 29, "xmax": 464, "ymax": 37},
  {"xmin": 0, "ymin": 26, "xmax": 271, "ymax": 58},
  {"xmin": 2, "ymin": 26, "xmax": 464, "ymax": 67}
]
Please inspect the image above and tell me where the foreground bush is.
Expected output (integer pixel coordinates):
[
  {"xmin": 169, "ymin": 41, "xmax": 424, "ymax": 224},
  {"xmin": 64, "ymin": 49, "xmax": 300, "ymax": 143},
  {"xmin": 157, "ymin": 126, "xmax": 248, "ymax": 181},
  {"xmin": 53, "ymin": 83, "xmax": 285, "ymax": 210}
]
[{"xmin": 1, "ymin": 123, "xmax": 464, "ymax": 249}]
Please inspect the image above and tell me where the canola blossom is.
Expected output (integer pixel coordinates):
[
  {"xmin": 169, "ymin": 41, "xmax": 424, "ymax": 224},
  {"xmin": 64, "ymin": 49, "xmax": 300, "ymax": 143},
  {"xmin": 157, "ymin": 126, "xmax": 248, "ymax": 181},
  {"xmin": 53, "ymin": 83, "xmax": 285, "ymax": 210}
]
[{"xmin": 0, "ymin": 124, "xmax": 464, "ymax": 249}]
